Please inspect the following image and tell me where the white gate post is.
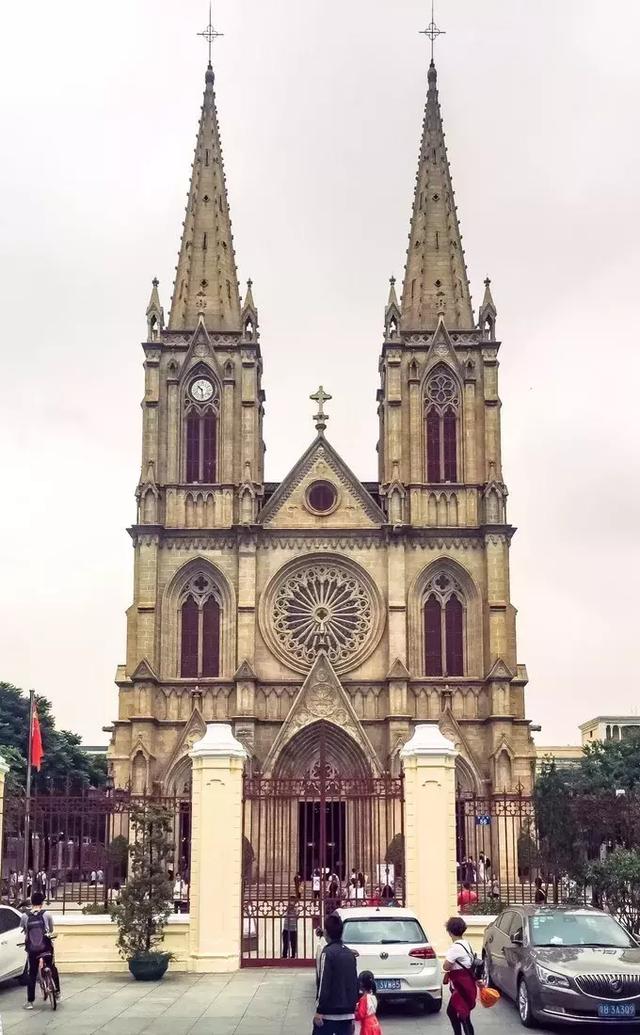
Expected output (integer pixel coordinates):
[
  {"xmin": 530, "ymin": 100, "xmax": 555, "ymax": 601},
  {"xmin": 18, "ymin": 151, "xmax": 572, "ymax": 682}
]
[
  {"xmin": 189, "ymin": 724, "xmax": 246, "ymax": 972},
  {"xmin": 401, "ymin": 724, "xmax": 458, "ymax": 957}
]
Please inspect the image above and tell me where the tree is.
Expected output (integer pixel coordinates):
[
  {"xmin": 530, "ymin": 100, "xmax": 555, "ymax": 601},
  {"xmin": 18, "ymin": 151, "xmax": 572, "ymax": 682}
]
[
  {"xmin": 576, "ymin": 731, "xmax": 640, "ymax": 794},
  {"xmin": 587, "ymin": 849, "xmax": 640, "ymax": 934},
  {"xmin": 112, "ymin": 800, "xmax": 174, "ymax": 961},
  {"xmin": 534, "ymin": 759, "xmax": 585, "ymax": 899},
  {"xmin": 0, "ymin": 682, "xmax": 106, "ymax": 790}
]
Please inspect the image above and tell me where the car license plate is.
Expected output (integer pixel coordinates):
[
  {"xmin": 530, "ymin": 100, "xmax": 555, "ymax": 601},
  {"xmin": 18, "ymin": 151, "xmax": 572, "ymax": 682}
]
[
  {"xmin": 598, "ymin": 1003, "xmax": 636, "ymax": 1019},
  {"xmin": 376, "ymin": 979, "xmax": 401, "ymax": 992}
]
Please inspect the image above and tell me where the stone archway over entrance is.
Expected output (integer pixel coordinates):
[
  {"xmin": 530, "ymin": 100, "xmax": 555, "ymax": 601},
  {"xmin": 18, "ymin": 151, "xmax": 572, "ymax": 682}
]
[
  {"xmin": 241, "ymin": 723, "xmax": 404, "ymax": 966},
  {"xmin": 273, "ymin": 720, "xmax": 371, "ymax": 781}
]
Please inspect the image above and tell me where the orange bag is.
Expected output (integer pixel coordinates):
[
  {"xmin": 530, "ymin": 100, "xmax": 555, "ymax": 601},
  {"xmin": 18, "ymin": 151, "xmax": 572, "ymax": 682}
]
[{"xmin": 479, "ymin": 986, "xmax": 501, "ymax": 1009}]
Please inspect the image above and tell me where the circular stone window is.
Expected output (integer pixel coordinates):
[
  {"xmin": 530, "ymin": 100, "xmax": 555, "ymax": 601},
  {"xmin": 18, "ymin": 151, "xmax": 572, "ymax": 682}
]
[
  {"xmin": 260, "ymin": 556, "xmax": 385, "ymax": 674},
  {"xmin": 306, "ymin": 480, "xmax": 338, "ymax": 514}
]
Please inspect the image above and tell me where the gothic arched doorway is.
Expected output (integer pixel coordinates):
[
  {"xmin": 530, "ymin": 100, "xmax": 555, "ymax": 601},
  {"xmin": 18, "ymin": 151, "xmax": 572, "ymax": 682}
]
[
  {"xmin": 273, "ymin": 721, "xmax": 371, "ymax": 883},
  {"xmin": 241, "ymin": 722, "xmax": 404, "ymax": 965}
]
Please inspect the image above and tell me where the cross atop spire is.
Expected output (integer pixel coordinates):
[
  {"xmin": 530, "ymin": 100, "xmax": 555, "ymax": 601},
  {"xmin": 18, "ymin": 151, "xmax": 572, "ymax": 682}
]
[
  {"xmin": 168, "ymin": 25, "xmax": 242, "ymax": 333},
  {"xmin": 198, "ymin": 3, "xmax": 223, "ymax": 66},
  {"xmin": 310, "ymin": 386, "xmax": 332, "ymax": 433},
  {"xmin": 419, "ymin": 0, "xmax": 446, "ymax": 63},
  {"xmin": 400, "ymin": 26, "xmax": 473, "ymax": 332}
]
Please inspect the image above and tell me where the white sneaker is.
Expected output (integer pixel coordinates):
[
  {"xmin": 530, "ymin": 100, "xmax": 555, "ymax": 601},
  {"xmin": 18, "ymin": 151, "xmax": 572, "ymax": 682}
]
[{"xmin": 24, "ymin": 1002, "xmax": 34, "ymax": 1010}]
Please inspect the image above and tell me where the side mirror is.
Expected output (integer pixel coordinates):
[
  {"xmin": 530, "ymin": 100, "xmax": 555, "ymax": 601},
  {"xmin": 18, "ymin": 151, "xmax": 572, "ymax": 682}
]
[{"xmin": 511, "ymin": 932, "xmax": 523, "ymax": 946}]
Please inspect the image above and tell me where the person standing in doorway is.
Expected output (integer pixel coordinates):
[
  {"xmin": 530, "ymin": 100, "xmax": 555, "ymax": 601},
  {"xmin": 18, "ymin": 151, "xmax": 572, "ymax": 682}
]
[
  {"xmin": 314, "ymin": 912, "xmax": 358, "ymax": 1035},
  {"xmin": 312, "ymin": 868, "xmax": 321, "ymax": 902},
  {"xmin": 282, "ymin": 899, "xmax": 298, "ymax": 959}
]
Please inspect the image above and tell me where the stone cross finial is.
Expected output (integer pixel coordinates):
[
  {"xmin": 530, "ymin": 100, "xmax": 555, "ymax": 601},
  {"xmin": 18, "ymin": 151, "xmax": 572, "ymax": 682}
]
[{"xmin": 310, "ymin": 385, "xmax": 332, "ymax": 433}]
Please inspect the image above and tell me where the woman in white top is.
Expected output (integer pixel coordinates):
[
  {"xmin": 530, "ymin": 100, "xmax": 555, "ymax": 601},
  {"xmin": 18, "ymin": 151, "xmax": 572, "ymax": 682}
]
[{"xmin": 442, "ymin": 916, "xmax": 478, "ymax": 1035}]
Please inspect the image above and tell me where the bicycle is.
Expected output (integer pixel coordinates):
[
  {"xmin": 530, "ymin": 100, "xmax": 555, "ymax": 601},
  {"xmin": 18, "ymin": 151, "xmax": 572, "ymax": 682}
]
[{"xmin": 18, "ymin": 936, "xmax": 59, "ymax": 1011}]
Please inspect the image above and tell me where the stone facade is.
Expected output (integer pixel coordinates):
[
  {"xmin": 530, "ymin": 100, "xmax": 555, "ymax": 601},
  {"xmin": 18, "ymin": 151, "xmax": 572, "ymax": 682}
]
[{"xmin": 107, "ymin": 57, "xmax": 536, "ymax": 796}]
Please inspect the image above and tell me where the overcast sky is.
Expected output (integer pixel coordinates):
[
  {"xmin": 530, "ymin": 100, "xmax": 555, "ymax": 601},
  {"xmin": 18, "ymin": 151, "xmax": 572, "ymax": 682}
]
[{"xmin": 1, "ymin": 0, "xmax": 639, "ymax": 747}]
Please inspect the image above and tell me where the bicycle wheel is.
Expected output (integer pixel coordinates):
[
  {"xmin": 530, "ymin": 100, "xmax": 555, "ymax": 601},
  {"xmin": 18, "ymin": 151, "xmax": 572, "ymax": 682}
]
[{"xmin": 43, "ymin": 968, "xmax": 57, "ymax": 1010}]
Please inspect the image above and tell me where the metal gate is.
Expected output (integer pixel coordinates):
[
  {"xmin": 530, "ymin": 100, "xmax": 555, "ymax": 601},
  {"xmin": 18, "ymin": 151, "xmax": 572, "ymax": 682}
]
[{"xmin": 241, "ymin": 763, "xmax": 404, "ymax": 966}]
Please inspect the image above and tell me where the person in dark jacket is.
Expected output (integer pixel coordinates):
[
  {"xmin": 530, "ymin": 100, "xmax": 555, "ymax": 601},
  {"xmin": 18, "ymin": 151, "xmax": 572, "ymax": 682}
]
[{"xmin": 314, "ymin": 913, "xmax": 358, "ymax": 1034}]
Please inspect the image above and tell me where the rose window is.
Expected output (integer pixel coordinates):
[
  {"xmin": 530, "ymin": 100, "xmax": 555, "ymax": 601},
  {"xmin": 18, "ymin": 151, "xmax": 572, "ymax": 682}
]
[
  {"xmin": 263, "ymin": 558, "xmax": 383, "ymax": 673},
  {"xmin": 425, "ymin": 370, "xmax": 459, "ymax": 411}
]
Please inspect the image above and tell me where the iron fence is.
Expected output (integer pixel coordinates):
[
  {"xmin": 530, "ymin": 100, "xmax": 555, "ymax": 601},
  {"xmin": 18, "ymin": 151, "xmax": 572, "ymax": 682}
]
[
  {"xmin": 241, "ymin": 771, "xmax": 404, "ymax": 965},
  {"xmin": 1, "ymin": 784, "xmax": 191, "ymax": 914}
]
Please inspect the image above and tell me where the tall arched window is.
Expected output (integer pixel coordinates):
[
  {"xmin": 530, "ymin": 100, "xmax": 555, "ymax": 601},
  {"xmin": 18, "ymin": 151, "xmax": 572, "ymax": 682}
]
[
  {"xmin": 180, "ymin": 573, "xmax": 221, "ymax": 677},
  {"xmin": 184, "ymin": 374, "xmax": 219, "ymax": 484},
  {"xmin": 424, "ymin": 367, "xmax": 460, "ymax": 483},
  {"xmin": 423, "ymin": 572, "xmax": 465, "ymax": 676}
]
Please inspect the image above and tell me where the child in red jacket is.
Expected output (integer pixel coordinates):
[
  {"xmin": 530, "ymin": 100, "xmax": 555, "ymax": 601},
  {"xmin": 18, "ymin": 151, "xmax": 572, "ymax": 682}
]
[{"xmin": 355, "ymin": 971, "xmax": 382, "ymax": 1035}]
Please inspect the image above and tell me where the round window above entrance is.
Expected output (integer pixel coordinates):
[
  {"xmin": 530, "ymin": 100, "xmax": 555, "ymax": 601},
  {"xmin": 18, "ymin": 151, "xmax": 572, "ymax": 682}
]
[{"xmin": 306, "ymin": 480, "xmax": 338, "ymax": 514}]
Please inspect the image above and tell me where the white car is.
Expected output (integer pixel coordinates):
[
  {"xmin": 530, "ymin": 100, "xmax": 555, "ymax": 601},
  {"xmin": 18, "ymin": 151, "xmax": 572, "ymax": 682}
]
[
  {"xmin": 315, "ymin": 906, "xmax": 442, "ymax": 1013},
  {"xmin": 0, "ymin": 905, "xmax": 27, "ymax": 984}
]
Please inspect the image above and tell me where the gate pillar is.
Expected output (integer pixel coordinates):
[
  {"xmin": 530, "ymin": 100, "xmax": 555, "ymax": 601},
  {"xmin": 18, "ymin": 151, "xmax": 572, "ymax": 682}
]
[
  {"xmin": 189, "ymin": 724, "xmax": 246, "ymax": 972},
  {"xmin": 401, "ymin": 724, "xmax": 458, "ymax": 957}
]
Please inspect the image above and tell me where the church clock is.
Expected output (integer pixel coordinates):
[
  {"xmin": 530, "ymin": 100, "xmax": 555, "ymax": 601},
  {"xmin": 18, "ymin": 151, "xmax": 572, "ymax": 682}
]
[{"xmin": 190, "ymin": 378, "xmax": 213, "ymax": 402}]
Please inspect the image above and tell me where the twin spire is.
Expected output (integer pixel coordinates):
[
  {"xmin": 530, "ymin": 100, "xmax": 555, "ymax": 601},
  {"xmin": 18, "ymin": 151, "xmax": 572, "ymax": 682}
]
[
  {"xmin": 168, "ymin": 63, "xmax": 242, "ymax": 332},
  {"xmin": 400, "ymin": 61, "xmax": 474, "ymax": 332},
  {"xmin": 165, "ymin": 38, "xmax": 474, "ymax": 337}
]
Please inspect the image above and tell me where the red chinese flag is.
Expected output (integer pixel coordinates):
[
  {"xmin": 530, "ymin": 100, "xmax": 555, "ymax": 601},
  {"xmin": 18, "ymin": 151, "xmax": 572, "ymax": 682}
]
[{"xmin": 31, "ymin": 708, "xmax": 44, "ymax": 771}]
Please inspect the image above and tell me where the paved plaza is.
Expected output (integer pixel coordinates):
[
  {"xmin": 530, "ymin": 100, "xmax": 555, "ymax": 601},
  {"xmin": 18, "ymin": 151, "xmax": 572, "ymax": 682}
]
[{"xmin": 0, "ymin": 967, "xmax": 603, "ymax": 1034}]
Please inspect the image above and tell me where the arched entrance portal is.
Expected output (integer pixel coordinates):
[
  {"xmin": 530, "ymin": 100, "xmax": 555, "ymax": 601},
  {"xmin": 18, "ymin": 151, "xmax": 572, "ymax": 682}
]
[
  {"xmin": 241, "ymin": 722, "xmax": 405, "ymax": 965},
  {"xmin": 274, "ymin": 721, "xmax": 371, "ymax": 882}
]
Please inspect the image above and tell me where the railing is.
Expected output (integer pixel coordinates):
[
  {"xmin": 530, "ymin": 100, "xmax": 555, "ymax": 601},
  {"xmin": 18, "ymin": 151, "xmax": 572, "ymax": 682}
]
[
  {"xmin": 241, "ymin": 772, "xmax": 404, "ymax": 964},
  {"xmin": 456, "ymin": 786, "xmax": 544, "ymax": 910},
  {"xmin": 1, "ymin": 785, "xmax": 191, "ymax": 914}
]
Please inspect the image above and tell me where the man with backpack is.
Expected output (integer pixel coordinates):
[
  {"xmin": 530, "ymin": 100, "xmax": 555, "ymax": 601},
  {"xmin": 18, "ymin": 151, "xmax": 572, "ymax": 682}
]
[{"xmin": 20, "ymin": 892, "xmax": 61, "ymax": 1010}]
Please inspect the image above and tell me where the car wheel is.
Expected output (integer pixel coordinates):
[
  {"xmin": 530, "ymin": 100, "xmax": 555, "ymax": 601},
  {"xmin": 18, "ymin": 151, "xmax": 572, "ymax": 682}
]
[
  {"xmin": 423, "ymin": 995, "xmax": 442, "ymax": 1013},
  {"xmin": 517, "ymin": 978, "xmax": 537, "ymax": 1029},
  {"xmin": 483, "ymin": 951, "xmax": 496, "ymax": 990}
]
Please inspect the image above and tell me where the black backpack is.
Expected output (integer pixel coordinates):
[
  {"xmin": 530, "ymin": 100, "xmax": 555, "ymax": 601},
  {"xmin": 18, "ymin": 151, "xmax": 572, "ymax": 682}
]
[
  {"xmin": 25, "ymin": 911, "xmax": 47, "ymax": 954},
  {"xmin": 456, "ymin": 940, "xmax": 485, "ymax": 981}
]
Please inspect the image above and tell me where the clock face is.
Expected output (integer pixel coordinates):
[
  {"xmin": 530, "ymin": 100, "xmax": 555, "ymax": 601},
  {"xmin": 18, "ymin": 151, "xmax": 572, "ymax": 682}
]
[{"xmin": 191, "ymin": 378, "xmax": 213, "ymax": 402}]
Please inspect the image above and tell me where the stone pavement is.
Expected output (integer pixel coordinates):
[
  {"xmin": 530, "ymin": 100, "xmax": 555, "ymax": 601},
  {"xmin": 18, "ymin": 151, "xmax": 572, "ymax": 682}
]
[{"xmin": 0, "ymin": 968, "xmax": 592, "ymax": 1034}]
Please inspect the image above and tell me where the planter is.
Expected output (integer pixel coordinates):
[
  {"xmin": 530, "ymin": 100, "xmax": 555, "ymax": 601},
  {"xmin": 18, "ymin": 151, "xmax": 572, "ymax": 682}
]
[{"xmin": 128, "ymin": 953, "xmax": 171, "ymax": 981}]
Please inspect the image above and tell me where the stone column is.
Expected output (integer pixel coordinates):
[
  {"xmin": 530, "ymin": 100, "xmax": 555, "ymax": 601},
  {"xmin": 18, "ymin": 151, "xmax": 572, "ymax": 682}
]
[
  {"xmin": 401, "ymin": 724, "xmax": 458, "ymax": 957},
  {"xmin": 0, "ymin": 754, "xmax": 9, "ymax": 880},
  {"xmin": 189, "ymin": 724, "xmax": 246, "ymax": 972}
]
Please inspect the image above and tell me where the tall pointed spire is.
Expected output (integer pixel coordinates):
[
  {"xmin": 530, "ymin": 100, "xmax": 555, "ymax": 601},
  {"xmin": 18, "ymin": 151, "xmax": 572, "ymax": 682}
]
[
  {"xmin": 401, "ymin": 61, "xmax": 474, "ymax": 332},
  {"xmin": 168, "ymin": 62, "xmax": 242, "ymax": 332}
]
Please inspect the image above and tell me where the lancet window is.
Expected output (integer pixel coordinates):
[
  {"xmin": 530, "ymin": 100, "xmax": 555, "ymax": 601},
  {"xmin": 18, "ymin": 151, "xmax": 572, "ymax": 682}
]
[
  {"xmin": 180, "ymin": 573, "xmax": 221, "ymax": 678},
  {"xmin": 184, "ymin": 374, "xmax": 219, "ymax": 484},
  {"xmin": 424, "ymin": 366, "xmax": 459, "ymax": 483},
  {"xmin": 423, "ymin": 571, "xmax": 465, "ymax": 676}
]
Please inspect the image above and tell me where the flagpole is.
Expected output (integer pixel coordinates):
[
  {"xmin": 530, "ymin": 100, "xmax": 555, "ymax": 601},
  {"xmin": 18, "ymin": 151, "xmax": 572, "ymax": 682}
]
[{"xmin": 22, "ymin": 689, "xmax": 34, "ymax": 903}]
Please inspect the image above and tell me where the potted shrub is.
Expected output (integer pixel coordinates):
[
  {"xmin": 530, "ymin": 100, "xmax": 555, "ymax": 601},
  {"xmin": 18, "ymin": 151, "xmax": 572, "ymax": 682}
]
[{"xmin": 112, "ymin": 799, "xmax": 175, "ymax": 980}]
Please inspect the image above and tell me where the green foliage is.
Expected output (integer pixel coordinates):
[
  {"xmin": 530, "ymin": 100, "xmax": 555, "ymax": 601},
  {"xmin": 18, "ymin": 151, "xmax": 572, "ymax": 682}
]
[
  {"xmin": 587, "ymin": 849, "xmax": 640, "ymax": 934},
  {"xmin": 535, "ymin": 759, "xmax": 583, "ymax": 889},
  {"xmin": 0, "ymin": 682, "xmax": 106, "ymax": 790},
  {"xmin": 462, "ymin": 899, "xmax": 507, "ymax": 916},
  {"xmin": 108, "ymin": 835, "xmax": 129, "ymax": 880},
  {"xmin": 385, "ymin": 833, "xmax": 405, "ymax": 873},
  {"xmin": 82, "ymin": 902, "xmax": 115, "ymax": 917},
  {"xmin": 578, "ymin": 732, "xmax": 640, "ymax": 794},
  {"xmin": 517, "ymin": 820, "xmax": 541, "ymax": 876},
  {"xmin": 112, "ymin": 801, "xmax": 174, "ymax": 960}
]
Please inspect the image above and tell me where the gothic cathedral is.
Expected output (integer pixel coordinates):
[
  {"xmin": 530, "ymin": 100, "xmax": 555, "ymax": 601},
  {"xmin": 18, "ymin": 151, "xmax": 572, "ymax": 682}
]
[{"xmin": 107, "ymin": 55, "xmax": 536, "ymax": 797}]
